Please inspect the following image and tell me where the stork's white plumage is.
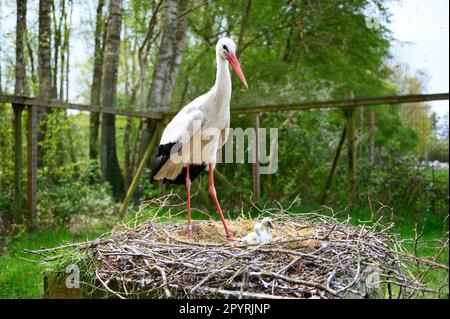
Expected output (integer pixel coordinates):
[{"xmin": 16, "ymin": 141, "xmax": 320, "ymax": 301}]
[
  {"xmin": 150, "ymin": 38, "xmax": 248, "ymax": 241},
  {"xmin": 242, "ymin": 223, "xmax": 264, "ymax": 245},
  {"xmin": 241, "ymin": 218, "xmax": 274, "ymax": 245},
  {"xmin": 260, "ymin": 217, "xmax": 274, "ymax": 243}
]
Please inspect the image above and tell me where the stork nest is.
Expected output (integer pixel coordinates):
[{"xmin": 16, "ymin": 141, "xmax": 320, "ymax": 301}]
[{"xmin": 26, "ymin": 194, "xmax": 448, "ymax": 299}]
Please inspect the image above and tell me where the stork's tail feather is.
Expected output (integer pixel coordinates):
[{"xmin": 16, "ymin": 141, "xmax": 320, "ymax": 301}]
[
  {"xmin": 150, "ymin": 142, "xmax": 179, "ymax": 182},
  {"xmin": 163, "ymin": 164, "xmax": 206, "ymax": 185},
  {"xmin": 150, "ymin": 142, "xmax": 206, "ymax": 185}
]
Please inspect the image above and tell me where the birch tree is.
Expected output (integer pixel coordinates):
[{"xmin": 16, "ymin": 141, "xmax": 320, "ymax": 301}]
[
  {"xmin": 89, "ymin": 0, "xmax": 105, "ymax": 163},
  {"xmin": 13, "ymin": 0, "xmax": 27, "ymax": 223},
  {"xmin": 123, "ymin": 0, "xmax": 162, "ymax": 186},
  {"xmin": 37, "ymin": 0, "xmax": 54, "ymax": 166},
  {"xmin": 100, "ymin": 0, "xmax": 125, "ymax": 200},
  {"xmin": 134, "ymin": 0, "xmax": 190, "ymax": 171}
]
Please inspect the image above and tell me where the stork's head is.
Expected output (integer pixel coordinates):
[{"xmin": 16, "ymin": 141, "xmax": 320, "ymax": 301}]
[
  {"xmin": 216, "ymin": 37, "xmax": 248, "ymax": 89},
  {"xmin": 261, "ymin": 217, "xmax": 274, "ymax": 229}
]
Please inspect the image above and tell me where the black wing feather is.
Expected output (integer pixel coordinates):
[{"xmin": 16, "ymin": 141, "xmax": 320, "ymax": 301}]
[
  {"xmin": 150, "ymin": 142, "xmax": 206, "ymax": 185},
  {"xmin": 150, "ymin": 142, "xmax": 179, "ymax": 181}
]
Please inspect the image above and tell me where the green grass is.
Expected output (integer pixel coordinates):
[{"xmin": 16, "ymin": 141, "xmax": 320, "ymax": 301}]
[
  {"xmin": 348, "ymin": 205, "xmax": 448, "ymax": 239},
  {"xmin": 0, "ymin": 226, "xmax": 110, "ymax": 298},
  {"xmin": 349, "ymin": 206, "xmax": 449, "ymax": 298},
  {"xmin": 421, "ymin": 168, "xmax": 449, "ymax": 184},
  {"xmin": 0, "ymin": 208, "xmax": 160, "ymax": 299}
]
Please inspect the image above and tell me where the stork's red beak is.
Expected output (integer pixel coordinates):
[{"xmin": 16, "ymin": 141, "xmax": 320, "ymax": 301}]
[{"xmin": 226, "ymin": 53, "xmax": 248, "ymax": 89}]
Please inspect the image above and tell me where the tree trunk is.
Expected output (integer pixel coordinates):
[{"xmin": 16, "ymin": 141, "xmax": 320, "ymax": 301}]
[
  {"xmin": 127, "ymin": 0, "xmax": 162, "ymax": 177},
  {"xmin": 89, "ymin": 0, "xmax": 105, "ymax": 164},
  {"xmin": 37, "ymin": 0, "xmax": 54, "ymax": 167},
  {"xmin": 138, "ymin": 0, "xmax": 162, "ymax": 110},
  {"xmin": 13, "ymin": 0, "xmax": 27, "ymax": 223},
  {"xmin": 26, "ymin": 41, "xmax": 38, "ymax": 95},
  {"xmin": 59, "ymin": 0, "xmax": 68, "ymax": 101},
  {"xmin": 51, "ymin": 0, "xmax": 67, "ymax": 167},
  {"xmin": 15, "ymin": 0, "xmax": 27, "ymax": 95},
  {"xmin": 51, "ymin": 0, "xmax": 63, "ymax": 98},
  {"xmin": 121, "ymin": 6, "xmax": 162, "ymax": 186},
  {"xmin": 0, "ymin": 0, "xmax": 2, "ymax": 94},
  {"xmin": 135, "ymin": 0, "xmax": 189, "ymax": 171},
  {"xmin": 123, "ymin": 27, "xmax": 132, "ymax": 187},
  {"xmin": 65, "ymin": 0, "xmax": 72, "ymax": 101},
  {"xmin": 148, "ymin": 0, "xmax": 190, "ymax": 108},
  {"xmin": 100, "ymin": 0, "xmax": 124, "ymax": 201}
]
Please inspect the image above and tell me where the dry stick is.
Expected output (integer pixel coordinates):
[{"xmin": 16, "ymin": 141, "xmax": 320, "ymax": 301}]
[
  {"xmin": 23, "ymin": 238, "xmax": 113, "ymax": 255},
  {"xmin": 413, "ymin": 222, "xmax": 426, "ymax": 271},
  {"xmin": 250, "ymin": 270, "xmax": 341, "ymax": 298},
  {"xmin": 257, "ymin": 248, "xmax": 332, "ymax": 262},
  {"xmin": 173, "ymin": 285, "xmax": 297, "ymax": 299},
  {"xmin": 413, "ymin": 238, "xmax": 449, "ymax": 298},
  {"xmin": 190, "ymin": 264, "xmax": 233, "ymax": 294},
  {"xmin": 277, "ymin": 256, "xmax": 302, "ymax": 274},
  {"xmin": 336, "ymin": 228, "xmax": 363, "ymax": 294},
  {"xmin": 333, "ymin": 239, "xmax": 449, "ymax": 270},
  {"xmin": 375, "ymin": 280, "xmax": 443, "ymax": 295},
  {"xmin": 150, "ymin": 265, "xmax": 172, "ymax": 298},
  {"xmin": 95, "ymin": 269, "xmax": 126, "ymax": 299}
]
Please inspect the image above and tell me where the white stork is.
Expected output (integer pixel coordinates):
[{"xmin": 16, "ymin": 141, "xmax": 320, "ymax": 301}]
[
  {"xmin": 241, "ymin": 218, "xmax": 274, "ymax": 245},
  {"xmin": 260, "ymin": 217, "xmax": 274, "ymax": 243},
  {"xmin": 150, "ymin": 37, "xmax": 248, "ymax": 241},
  {"xmin": 242, "ymin": 222, "xmax": 264, "ymax": 245}
]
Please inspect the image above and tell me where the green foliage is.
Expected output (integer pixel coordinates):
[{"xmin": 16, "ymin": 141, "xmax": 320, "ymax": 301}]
[
  {"xmin": 176, "ymin": 0, "xmax": 392, "ymax": 108},
  {"xmin": 428, "ymin": 138, "xmax": 450, "ymax": 162},
  {"xmin": 0, "ymin": 105, "xmax": 14, "ymax": 200},
  {"xmin": 137, "ymin": 167, "xmax": 159, "ymax": 202},
  {"xmin": 36, "ymin": 174, "xmax": 114, "ymax": 226},
  {"xmin": 0, "ymin": 193, "xmax": 13, "ymax": 220},
  {"xmin": 357, "ymin": 156, "xmax": 449, "ymax": 217},
  {"xmin": 38, "ymin": 110, "xmax": 81, "ymax": 176}
]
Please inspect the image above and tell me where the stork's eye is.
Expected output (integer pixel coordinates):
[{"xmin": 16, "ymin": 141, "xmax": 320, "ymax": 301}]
[{"xmin": 222, "ymin": 45, "xmax": 229, "ymax": 53}]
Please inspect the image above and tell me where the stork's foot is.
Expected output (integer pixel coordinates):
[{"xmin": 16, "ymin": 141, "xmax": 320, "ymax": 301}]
[
  {"xmin": 186, "ymin": 225, "xmax": 193, "ymax": 237},
  {"xmin": 226, "ymin": 234, "xmax": 234, "ymax": 242}
]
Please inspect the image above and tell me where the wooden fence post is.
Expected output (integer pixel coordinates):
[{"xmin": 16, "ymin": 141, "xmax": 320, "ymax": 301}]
[
  {"xmin": 13, "ymin": 104, "xmax": 24, "ymax": 223},
  {"xmin": 346, "ymin": 91, "xmax": 356, "ymax": 206},
  {"xmin": 358, "ymin": 107, "xmax": 364, "ymax": 159},
  {"xmin": 252, "ymin": 113, "xmax": 261, "ymax": 201},
  {"xmin": 27, "ymin": 105, "xmax": 37, "ymax": 228},
  {"xmin": 369, "ymin": 110, "xmax": 376, "ymax": 165},
  {"xmin": 119, "ymin": 124, "xmax": 161, "ymax": 217}
]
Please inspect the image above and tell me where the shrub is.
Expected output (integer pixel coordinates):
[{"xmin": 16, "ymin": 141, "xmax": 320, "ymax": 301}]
[{"xmin": 37, "ymin": 177, "xmax": 115, "ymax": 227}]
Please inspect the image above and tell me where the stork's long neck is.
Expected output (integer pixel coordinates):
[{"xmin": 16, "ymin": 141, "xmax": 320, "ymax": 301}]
[{"xmin": 213, "ymin": 55, "xmax": 232, "ymax": 101}]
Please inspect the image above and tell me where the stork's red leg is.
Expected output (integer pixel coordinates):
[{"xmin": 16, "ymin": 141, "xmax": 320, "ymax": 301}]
[
  {"xmin": 208, "ymin": 163, "xmax": 233, "ymax": 241},
  {"xmin": 186, "ymin": 163, "xmax": 192, "ymax": 236}
]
